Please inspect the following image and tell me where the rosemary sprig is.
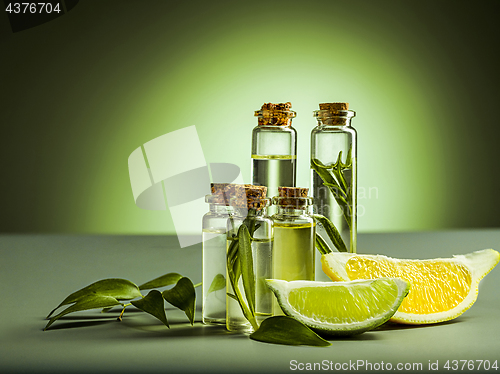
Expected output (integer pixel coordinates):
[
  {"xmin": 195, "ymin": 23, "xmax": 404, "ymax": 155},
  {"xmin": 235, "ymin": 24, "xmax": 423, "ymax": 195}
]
[
  {"xmin": 313, "ymin": 214, "xmax": 347, "ymax": 253},
  {"xmin": 315, "ymin": 233, "xmax": 332, "ymax": 255},
  {"xmin": 226, "ymin": 209, "xmax": 261, "ymax": 331},
  {"xmin": 311, "ymin": 146, "xmax": 354, "ymax": 252},
  {"xmin": 311, "ymin": 151, "xmax": 353, "ymax": 226}
]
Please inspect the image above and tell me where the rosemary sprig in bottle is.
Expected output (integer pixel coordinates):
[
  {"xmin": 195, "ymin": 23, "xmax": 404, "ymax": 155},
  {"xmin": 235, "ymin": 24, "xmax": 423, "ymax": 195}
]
[
  {"xmin": 226, "ymin": 209, "xmax": 261, "ymax": 331},
  {"xmin": 310, "ymin": 146, "xmax": 354, "ymax": 252}
]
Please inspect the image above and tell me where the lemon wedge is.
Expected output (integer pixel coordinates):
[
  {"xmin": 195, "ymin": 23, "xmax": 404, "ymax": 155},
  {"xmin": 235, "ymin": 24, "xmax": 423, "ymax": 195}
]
[{"xmin": 321, "ymin": 249, "xmax": 500, "ymax": 324}]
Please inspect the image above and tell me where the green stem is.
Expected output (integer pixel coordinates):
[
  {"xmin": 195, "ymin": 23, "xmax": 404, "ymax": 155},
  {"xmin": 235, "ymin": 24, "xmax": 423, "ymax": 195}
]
[
  {"xmin": 117, "ymin": 305, "xmax": 129, "ymax": 321},
  {"xmin": 232, "ymin": 279, "xmax": 259, "ymax": 331},
  {"xmin": 227, "ymin": 237, "xmax": 259, "ymax": 331},
  {"xmin": 193, "ymin": 282, "xmax": 202, "ymax": 288}
]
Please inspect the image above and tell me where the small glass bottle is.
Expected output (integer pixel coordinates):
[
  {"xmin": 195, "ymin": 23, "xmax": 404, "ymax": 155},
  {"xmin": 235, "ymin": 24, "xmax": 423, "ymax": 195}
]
[
  {"xmin": 272, "ymin": 187, "xmax": 315, "ymax": 315},
  {"xmin": 251, "ymin": 102, "xmax": 297, "ymax": 214},
  {"xmin": 226, "ymin": 184, "xmax": 273, "ymax": 333},
  {"xmin": 311, "ymin": 102, "xmax": 357, "ymax": 279},
  {"xmin": 202, "ymin": 183, "xmax": 233, "ymax": 325}
]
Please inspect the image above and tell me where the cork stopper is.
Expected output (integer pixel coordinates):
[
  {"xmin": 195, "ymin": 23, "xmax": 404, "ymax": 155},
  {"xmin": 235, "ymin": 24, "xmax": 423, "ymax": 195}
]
[
  {"xmin": 255, "ymin": 102, "xmax": 296, "ymax": 127},
  {"xmin": 319, "ymin": 102, "xmax": 349, "ymax": 112},
  {"xmin": 230, "ymin": 184, "xmax": 269, "ymax": 210},
  {"xmin": 261, "ymin": 102, "xmax": 293, "ymax": 111},
  {"xmin": 274, "ymin": 186, "xmax": 311, "ymax": 208},
  {"xmin": 314, "ymin": 102, "xmax": 355, "ymax": 126},
  {"xmin": 206, "ymin": 183, "xmax": 229, "ymax": 205}
]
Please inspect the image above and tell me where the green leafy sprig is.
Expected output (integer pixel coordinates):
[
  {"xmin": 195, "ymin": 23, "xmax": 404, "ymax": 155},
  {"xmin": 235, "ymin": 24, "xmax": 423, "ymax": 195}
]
[
  {"xmin": 44, "ymin": 273, "xmax": 199, "ymax": 330},
  {"xmin": 313, "ymin": 214, "xmax": 346, "ymax": 253},
  {"xmin": 226, "ymin": 210, "xmax": 260, "ymax": 331},
  {"xmin": 44, "ymin": 271, "xmax": 329, "ymax": 347},
  {"xmin": 311, "ymin": 146, "xmax": 354, "ymax": 252}
]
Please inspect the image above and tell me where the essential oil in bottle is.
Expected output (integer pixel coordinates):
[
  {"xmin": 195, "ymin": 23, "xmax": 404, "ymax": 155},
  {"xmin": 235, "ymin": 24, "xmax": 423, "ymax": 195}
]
[
  {"xmin": 272, "ymin": 187, "xmax": 315, "ymax": 315},
  {"xmin": 311, "ymin": 102, "xmax": 357, "ymax": 280},
  {"xmin": 251, "ymin": 102, "xmax": 297, "ymax": 215}
]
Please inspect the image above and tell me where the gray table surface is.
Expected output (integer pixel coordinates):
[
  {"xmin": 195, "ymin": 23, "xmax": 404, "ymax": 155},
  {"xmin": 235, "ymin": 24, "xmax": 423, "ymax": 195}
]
[{"xmin": 0, "ymin": 231, "xmax": 499, "ymax": 374}]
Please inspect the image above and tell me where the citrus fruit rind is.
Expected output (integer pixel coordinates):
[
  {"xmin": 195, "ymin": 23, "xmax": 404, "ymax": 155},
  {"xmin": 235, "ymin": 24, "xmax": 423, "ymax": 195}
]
[
  {"xmin": 321, "ymin": 249, "xmax": 500, "ymax": 325},
  {"xmin": 266, "ymin": 278, "xmax": 410, "ymax": 336}
]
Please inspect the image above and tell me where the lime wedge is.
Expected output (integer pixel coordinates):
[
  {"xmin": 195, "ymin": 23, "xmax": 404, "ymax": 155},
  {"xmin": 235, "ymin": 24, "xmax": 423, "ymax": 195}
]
[{"xmin": 266, "ymin": 278, "xmax": 409, "ymax": 336}]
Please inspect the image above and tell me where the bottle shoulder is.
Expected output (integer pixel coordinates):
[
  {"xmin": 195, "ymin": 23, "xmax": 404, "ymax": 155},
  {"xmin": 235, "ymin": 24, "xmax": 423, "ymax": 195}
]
[
  {"xmin": 311, "ymin": 125, "xmax": 357, "ymax": 135},
  {"xmin": 272, "ymin": 214, "xmax": 315, "ymax": 225},
  {"xmin": 253, "ymin": 125, "xmax": 297, "ymax": 134}
]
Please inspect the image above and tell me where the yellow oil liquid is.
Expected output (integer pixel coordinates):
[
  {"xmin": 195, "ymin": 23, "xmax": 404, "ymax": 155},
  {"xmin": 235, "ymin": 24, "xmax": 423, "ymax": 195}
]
[
  {"xmin": 272, "ymin": 222, "xmax": 315, "ymax": 315},
  {"xmin": 251, "ymin": 154, "xmax": 296, "ymax": 215}
]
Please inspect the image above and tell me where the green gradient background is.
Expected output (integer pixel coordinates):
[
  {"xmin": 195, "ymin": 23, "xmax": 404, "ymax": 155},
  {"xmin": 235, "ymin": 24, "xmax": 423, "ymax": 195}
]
[{"xmin": 1, "ymin": 0, "xmax": 499, "ymax": 234}]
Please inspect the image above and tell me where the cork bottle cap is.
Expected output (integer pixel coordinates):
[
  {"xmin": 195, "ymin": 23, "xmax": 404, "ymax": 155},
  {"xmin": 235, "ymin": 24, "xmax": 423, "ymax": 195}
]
[
  {"xmin": 205, "ymin": 183, "xmax": 236, "ymax": 205},
  {"xmin": 319, "ymin": 102, "xmax": 349, "ymax": 112},
  {"xmin": 261, "ymin": 102, "xmax": 293, "ymax": 111},
  {"xmin": 230, "ymin": 184, "xmax": 269, "ymax": 210},
  {"xmin": 274, "ymin": 186, "xmax": 312, "ymax": 208},
  {"xmin": 314, "ymin": 102, "xmax": 355, "ymax": 125},
  {"xmin": 255, "ymin": 102, "xmax": 296, "ymax": 126}
]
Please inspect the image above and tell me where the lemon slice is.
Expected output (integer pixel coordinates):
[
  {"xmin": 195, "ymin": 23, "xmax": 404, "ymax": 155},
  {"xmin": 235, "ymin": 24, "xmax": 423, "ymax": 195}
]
[
  {"xmin": 321, "ymin": 249, "xmax": 500, "ymax": 324},
  {"xmin": 266, "ymin": 278, "xmax": 409, "ymax": 336}
]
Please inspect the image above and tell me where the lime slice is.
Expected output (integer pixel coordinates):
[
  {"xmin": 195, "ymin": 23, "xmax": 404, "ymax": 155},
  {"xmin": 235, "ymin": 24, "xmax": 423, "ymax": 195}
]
[{"xmin": 266, "ymin": 278, "xmax": 409, "ymax": 336}]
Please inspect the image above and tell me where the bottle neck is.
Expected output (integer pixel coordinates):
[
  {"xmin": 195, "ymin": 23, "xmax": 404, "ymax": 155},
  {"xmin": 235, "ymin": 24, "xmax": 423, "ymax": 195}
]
[
  {"xmin": 232, "ymin": 207, "xmax": 267, "ymax": 218},
  {"xmin": 314, "ymin": 109, "xmax": 355, "ymax": 127},
  {"xmin": 317, "ymin": 117, "xmax": 353, "ymax": 127},
  {"xmin": 275, "ymin": 205, "xmax": 309, "ymax": 217},
  {"xmin": 209, "ymin": 204, "xmax": 233, "ymax": 215}
]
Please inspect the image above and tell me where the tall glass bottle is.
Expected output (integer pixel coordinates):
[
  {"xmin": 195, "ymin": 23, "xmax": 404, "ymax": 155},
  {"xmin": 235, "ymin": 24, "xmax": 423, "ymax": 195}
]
[
  {"xmin": 272, "ymin": 187, "xmax": 315, "ymax": 315},
  {"xmin": 226, "ymin": 184, "xmax": 273, "ymax": 333},
  {"xmin": 311, "ymin": 102, "xmax": 357, "ymax": 280},
  {"xmin": 251, "ymin": 102, "xmax": 297, "ymax": 215},
  {"xmin": 202, "ymin": 183, "xmax": 233, "ymax": 325}
]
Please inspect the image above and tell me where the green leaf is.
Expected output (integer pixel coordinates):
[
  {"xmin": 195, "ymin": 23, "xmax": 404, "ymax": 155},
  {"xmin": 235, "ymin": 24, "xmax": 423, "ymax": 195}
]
[
  {"xmin": 238, "ymin": 224, "xmax": 256, "ymax": 316},
  {"xmin": 323, "ymin": 182, "xmax": 348, "ymax": 200},
  {"xmin": 250, "ymin": 316, "xmax": 331, "ymax": 347},
  {"xmin": 138, "ymin": 273, "xmax": 183, "ymax": 290},
  {"xmin": 46, "ymin": 278, "xmax": 142, "ymax": 319},
  {"xmin": 311, "ymin": 156, "xmax": 352, "ymax": 228},
  {"xmin": 335, "ymin": 150, "xmax": 343, "ymax": 166},
  {"xmin": 44, "ymin": 295, "xmax": 121, "ymax": 330},
  {"xmin": 315, "ymin": 233, "xmax": 333, "ymax": 255},
  {"xmin": 311, "ymin": 157, "xmax": 333, "ymax": 170},
  {"xmin": 131, "ymin": 290, "xmax": 169, "ymax": 328},
  {"xmin": 343, "ymin": 146, "xmax": 353, "ymax": 169},
  {"xmin": 227, "ymin": 237, "xmax": 241, "ymax": 283},
  {"xmin": 207, "ymin": 274, "xmax": 225, "ymax": 295},
  {"xmin": 313, "ymin": 214, "xmax": 348, "ymax": 253},
  {"xmin": 162, "ymin": 277, "xmax": 196, "ymax": 325},
  {"xmin": 243, "ymin": 210, "xmax": 261, "ymax": 237}
]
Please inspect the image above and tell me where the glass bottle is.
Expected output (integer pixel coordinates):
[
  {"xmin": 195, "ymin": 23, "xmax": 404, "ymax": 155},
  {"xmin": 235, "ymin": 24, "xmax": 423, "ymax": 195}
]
[
  {"xmin": 272, "ymin": 187, "xmax": 315, "ymax": 315},
  {"xmin": 226, "ymin": 184, "xmax": 273, "ymax": 333},
  {"xmin": 202, "ymin": 183, "xmax": 233, "ymax": 325},
  {"xmin": 251, "ymin": 102, "xmax": 297, "ymax": 215},
  {"xmin": 311, "ymin": 102, "xmax": 357, "ymax": 280}
]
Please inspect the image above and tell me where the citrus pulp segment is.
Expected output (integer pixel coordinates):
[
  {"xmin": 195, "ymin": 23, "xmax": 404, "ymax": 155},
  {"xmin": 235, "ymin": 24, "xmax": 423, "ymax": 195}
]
[
  {"xmin": 266, "ymin": 278, "xmax": 409, "ymax": 336},
  {"xmin": 321, "ymin": 249, "xmax": 500, "ymax": 324}
]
